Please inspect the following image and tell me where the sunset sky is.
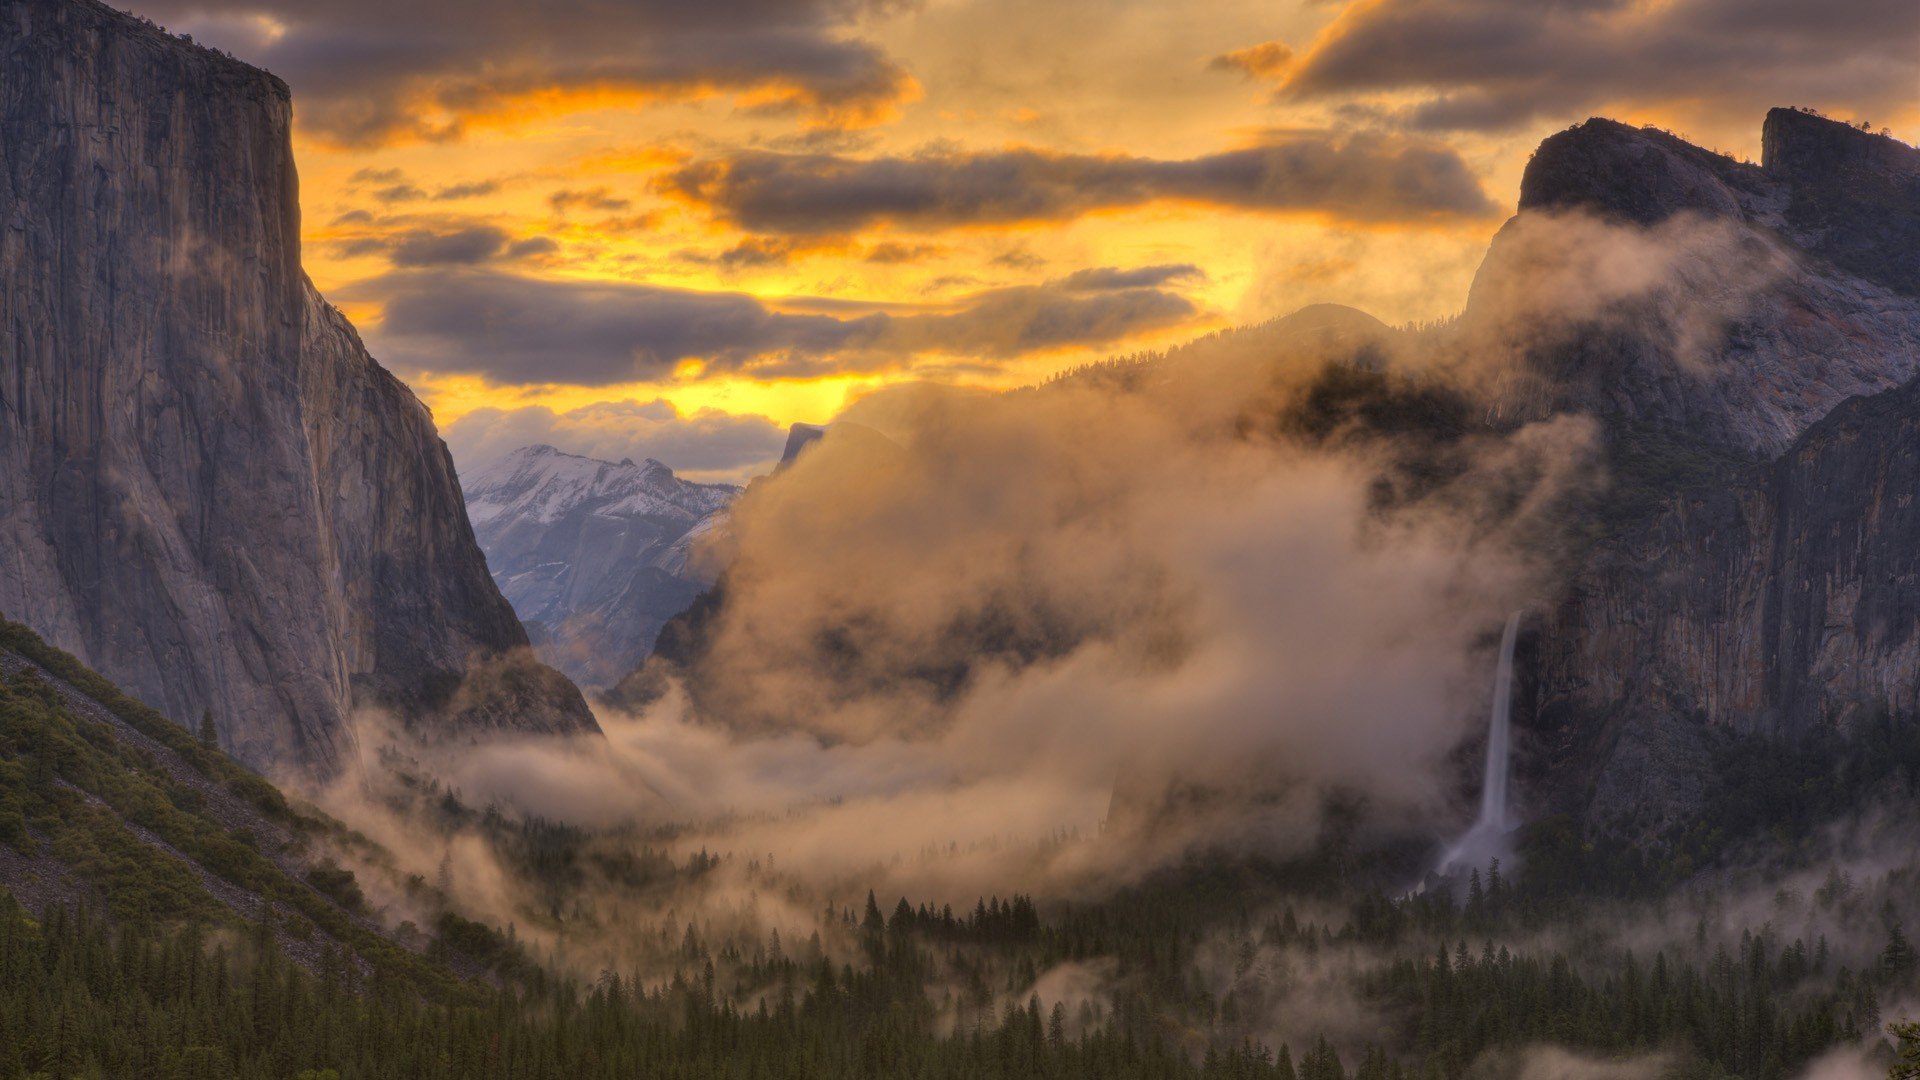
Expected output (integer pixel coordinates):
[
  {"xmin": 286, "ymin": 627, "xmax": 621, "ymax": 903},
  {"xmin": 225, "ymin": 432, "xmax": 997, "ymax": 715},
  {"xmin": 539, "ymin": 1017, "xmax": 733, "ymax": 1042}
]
[{"xmin": 127, "ymin": 0, "xmax": 1920, "ymax": 482}]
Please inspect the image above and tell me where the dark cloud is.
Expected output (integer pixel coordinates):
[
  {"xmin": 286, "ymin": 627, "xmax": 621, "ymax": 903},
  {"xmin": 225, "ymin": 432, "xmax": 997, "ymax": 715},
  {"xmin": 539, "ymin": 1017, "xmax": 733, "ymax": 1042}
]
[
  {"xmin": 506, "ymin": 236, "xmax": 561, "ymax": 259},
  {"xmin": 990, "ymin": 248, "xmax": 1046, "ymax": 271},
  {"xmin": 329, "ymin": 209, "xmax": 375, "ymax": 226},
  {"xmin": 1209, "ymin": 40, "xmax": 1294, "ymax": 80},
  {"xmin": 348, "ymin": 266, "xmax": 1202, "ymax": 385},
  {"xmin": 390, "ymin": 226, "xmax": 511, "ymax": 266},
  {"xmin": 549, "ymin": 188, "xmax": 634, "ymax": 214},
  {"xmin": 883, "ymin": 279, "xmax": 1197, "ymax": 358},
  {"xmin": 362, "ymin": 271, "xmax": 871, "ymax": 384},
  {"xmin": 864, "ymin": 241, "xmax": 945, "ymax": 264},
  {"xmin": 684, "ymin": 237, "xmax": 845, "ymax": 270},
  {"xmin": 1059, "ymin": 264, "xmax": 1203, "ymax": 291},
  {"xmin": 1280, "ymin": 0, "xmax": 1920, "ymax": 133},
  {"xmin": 434, "ymin": 181, "xmax": 502, "ymax": 200},
  {"xmin": 139, "ymin": 0, "xmax": 916, "ymax": 146},
  {"xmin": 334, "ymin": 226, "xmax": 555, "ymax": 267},
  {"xmin": 344, "ymin": 168, "xmax": 427, "ymax": 203},
  {"xmin": 661, "ymin": 133, "xmax": 1499, "ymax": 234}
]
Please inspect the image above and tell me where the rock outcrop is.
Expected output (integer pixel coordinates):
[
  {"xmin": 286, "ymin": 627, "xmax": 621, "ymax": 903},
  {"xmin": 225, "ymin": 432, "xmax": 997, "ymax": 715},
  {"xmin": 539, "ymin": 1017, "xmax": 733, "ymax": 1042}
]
[
  {"xmin": 0, "ymin": 0, "xmax": 596, "ymax": 775},
  {"xmin": 463, "ymin": 446, "xmax": 735, "ymax": 689}
]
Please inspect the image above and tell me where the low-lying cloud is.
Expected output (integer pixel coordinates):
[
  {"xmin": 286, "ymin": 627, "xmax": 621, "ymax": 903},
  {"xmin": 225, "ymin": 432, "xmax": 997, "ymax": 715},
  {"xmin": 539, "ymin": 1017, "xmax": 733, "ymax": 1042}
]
[{"xmin": 412, "ymin": 322, "xmax": 1599, "ymax": 903}]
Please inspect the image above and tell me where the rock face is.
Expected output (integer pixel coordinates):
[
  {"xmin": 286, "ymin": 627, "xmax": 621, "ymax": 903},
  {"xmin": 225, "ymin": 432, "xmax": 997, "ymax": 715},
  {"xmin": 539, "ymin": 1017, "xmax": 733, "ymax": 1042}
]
[
  {"xmin": 1475, "ymin": 113, "xmax": 1920, "ymax": 459},
  {"xmin": 1507, "ymin": 111, "xmax": 1920, "ymax": 836},
  {"xmin": 463, "ymin": 446, "xmax": 736, "ymax": 689},
  {"xmin": 0, "ymin": 0, "xmax": 596, "ymax": 775}
]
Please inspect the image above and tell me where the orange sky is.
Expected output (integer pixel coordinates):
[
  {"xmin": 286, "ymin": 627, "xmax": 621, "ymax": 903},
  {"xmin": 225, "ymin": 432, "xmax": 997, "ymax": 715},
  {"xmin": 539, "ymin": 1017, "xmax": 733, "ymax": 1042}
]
[{"xmin": 130, "ymin": 0, "xmax": 1920, "ymax": 481}]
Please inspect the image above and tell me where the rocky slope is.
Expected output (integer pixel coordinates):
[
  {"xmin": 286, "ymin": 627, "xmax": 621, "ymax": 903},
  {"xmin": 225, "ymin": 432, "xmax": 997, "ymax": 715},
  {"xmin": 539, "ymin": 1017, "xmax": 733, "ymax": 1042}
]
[
  {"xmin": 463, "ymin": 446, "xmax": 736, "ymax": 688},
  {"xmin": 1508, "ymin": 111, "xmax": 1920, "ymax": 837},
  {"xmin": 0, "ymin": 0, "xmax": 595, "ymax": 775}
]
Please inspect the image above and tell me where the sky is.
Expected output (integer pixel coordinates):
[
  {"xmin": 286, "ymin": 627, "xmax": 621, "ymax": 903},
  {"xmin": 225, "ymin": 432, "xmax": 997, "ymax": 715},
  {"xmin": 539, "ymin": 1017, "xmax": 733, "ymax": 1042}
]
[{"xmin": 128, "ymin": 0, "xmax": 1920, "ymax": 483}]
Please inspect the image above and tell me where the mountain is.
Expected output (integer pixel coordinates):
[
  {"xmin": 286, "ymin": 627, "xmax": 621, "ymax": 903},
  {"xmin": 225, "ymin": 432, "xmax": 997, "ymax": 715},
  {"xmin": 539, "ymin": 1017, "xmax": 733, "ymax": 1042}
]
[
  {"xmin": 0, "ymin": 615, "xmax": 492, "ymax": 994},
  {"xmin": 780, "ymin": 423, "xmax": 828, "ymax": 465},
  {"xmin": 1476, "ymin": 111, "xmax": 1920, "ymax": 459},
  {"xmin": 1507, "ymin": 110, "xmax": 1920, "ymax": 839},
  {"xmin": 463, "ymin": 446, "xmax": 737, "ymax": 688},
  {"xmin": 618, "ymin": 111, "xmax": 1920, "ymax": 855},
  {"xmin": 0, "ymin": 0, "xmax": 596, "ymax": 775}
]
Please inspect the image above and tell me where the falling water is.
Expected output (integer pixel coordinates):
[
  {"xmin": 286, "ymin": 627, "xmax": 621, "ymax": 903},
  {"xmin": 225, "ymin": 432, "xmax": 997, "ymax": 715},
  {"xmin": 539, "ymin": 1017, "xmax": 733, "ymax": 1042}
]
[
  {"xmin": 1476, "ymin": 611, "xmax": 1521, "ymax": 832},
  {"xmin": 1437, "ymin": 610, "xmax": 1523, "ymax": 876}
]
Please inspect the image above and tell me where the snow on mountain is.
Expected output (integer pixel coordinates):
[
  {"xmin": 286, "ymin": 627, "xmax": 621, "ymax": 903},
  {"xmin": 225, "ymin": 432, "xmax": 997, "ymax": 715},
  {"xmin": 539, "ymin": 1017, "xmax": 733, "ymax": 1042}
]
[{"xmin": 462, "ymin": 445, "xmax": 738, "ymax": 689}]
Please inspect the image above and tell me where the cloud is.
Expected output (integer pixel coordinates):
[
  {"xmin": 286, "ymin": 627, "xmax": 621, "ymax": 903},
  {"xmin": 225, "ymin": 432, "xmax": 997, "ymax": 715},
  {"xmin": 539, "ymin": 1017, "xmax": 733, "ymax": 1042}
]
[
  {"xmin": 505, "ymin": 236, "xmax": 560, "ymax": 259},
  {"xmin": 349, "ymin": 266, "xmax": 1203, "ymax": 384},
  {"xmin": 140, "ymin": 0, "xmax": 918, "ymax": 146},
  {"xmin": 865, "ymin": 241, "xmax": 946, "ymax": 264},
  {"xmin": 689, "ymin": 236, "xmax": 849, "ymax": 271},
  {"xmin": 1209, "ymin": 40, "xmax": 1295, "ymax": 80},
  {"xmin": 1059, "ymin": 264, "xmax": 1203, "ymax": 290},
  {"xmin": 434, "ymin": 180, "xmax": 501, "ymax": 200},
  {"xmin": 549, "ymin": 187, "xmax": 633, "ymax": 214},
  {"xmin": 1278, "ymin": 0, "xmax": 1920, "ymax": 133},
  {"xmin": 426, "ymin": 326, "xmax": 1597, "ymax": 897},
  {"xmin": 332, "ymin": 225, "xmax": 557, "ymax": 267},
  {"xmin": 390, "ymin": 226, "xmax": 512, "ymax": 266},
  {"xmin": 661, "ymin": 133, "xmax": 1500, "ymax": 235},
  {"xmin": 443, "ymin": 399, "xmax": 788, "ymax": 483}
]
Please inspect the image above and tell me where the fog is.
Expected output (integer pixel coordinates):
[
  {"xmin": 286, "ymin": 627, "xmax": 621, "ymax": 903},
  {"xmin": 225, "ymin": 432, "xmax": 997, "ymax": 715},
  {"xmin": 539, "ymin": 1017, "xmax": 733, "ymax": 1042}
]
[{"xmin": 295, "ymin": 208, "xmax": 1899, "ymax": 1072}]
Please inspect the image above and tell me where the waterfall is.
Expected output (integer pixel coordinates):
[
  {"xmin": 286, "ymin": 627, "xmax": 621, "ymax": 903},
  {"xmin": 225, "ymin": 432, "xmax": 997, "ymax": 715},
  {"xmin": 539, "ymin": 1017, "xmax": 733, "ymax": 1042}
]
[
  {"xmin": 1476, "ymin": 611, "xmax": 1521, "ymax": 833},
  {"xmin": 1437, "ymin": 610, "xmax": 1523, "ymax": 876}
]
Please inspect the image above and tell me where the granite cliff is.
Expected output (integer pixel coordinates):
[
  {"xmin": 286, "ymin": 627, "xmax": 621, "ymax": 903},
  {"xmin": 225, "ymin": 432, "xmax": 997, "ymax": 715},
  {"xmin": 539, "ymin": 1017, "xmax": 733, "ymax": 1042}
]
[
  {"xmin": 1475, "ymin": 111, "xmax": 1920, "ymax": 460},
  {"xmin": 1507, "ymin": 110, "xmax": 1920, "ymax": 837},
  {"xmin": 0, "ymin": 0, "xmax": 596, "ymax": 775}
]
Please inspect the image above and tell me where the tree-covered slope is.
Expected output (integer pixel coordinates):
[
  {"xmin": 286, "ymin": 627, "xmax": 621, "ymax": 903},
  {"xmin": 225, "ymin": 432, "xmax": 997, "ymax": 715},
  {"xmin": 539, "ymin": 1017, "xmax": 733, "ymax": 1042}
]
[{"xmin": 0, "ymin": 617, "xmax": 481, "ymax": 998}]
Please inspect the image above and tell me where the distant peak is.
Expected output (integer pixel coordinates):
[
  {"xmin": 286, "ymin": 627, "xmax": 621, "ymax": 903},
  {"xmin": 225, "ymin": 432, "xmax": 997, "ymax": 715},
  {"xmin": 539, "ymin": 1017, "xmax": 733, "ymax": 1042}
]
[
  {"xmin": 780, "ymin": 423, "xmax": 828, "ymax": 467},
  {"xmin": 520, "ymin": 444, "xmax": 562, "ymax": 458}
]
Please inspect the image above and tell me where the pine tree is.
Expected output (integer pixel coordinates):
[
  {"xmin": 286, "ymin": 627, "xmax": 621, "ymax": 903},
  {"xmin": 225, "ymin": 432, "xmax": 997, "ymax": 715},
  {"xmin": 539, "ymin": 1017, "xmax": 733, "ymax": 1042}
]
[
  {"xmin": 197, "ymin": 709, "xmax": 217, "ymax": 748},
  {"xmin": 1885, "ymin": 925, "xmax": 1916, "ymax": 980}
]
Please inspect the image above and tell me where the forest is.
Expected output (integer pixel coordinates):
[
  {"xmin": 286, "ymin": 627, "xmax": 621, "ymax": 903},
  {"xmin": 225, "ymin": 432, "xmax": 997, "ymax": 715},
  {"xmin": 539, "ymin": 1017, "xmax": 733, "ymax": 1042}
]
[{"xmin": 8, "ymin": 594, "xmax": 1920, "ymax": 1080}]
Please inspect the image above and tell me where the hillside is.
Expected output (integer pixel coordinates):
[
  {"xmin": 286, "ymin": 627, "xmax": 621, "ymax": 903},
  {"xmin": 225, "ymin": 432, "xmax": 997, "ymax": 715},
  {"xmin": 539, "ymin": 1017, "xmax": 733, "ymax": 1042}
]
[{"xmin": 0, "ymin": 616, "xmax": 501, "ymax": 999}]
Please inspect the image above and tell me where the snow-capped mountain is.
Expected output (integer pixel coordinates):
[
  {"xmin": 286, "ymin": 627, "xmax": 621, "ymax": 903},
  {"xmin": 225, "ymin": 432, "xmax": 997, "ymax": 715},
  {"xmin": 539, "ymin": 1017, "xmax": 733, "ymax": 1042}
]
[{"xmin": 462, "ymin": 445, "xmax": 738, "ymax": 689}]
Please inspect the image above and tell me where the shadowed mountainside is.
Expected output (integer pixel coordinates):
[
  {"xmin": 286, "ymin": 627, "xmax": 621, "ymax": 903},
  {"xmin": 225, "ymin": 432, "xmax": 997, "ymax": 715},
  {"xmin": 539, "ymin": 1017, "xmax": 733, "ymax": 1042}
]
[{"xmin": 0, "ymin": 0, "xmax": 596, "ymax": 775}]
